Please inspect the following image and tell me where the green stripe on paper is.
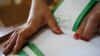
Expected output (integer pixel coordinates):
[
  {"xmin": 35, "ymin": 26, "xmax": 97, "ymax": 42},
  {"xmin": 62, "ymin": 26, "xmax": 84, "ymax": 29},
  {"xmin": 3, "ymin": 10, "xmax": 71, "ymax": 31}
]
[
  {"xmin": 27, "ymin": 43, "xmax": 45, "ymax": 56},
  {"xmin": 17, "ymin": 50, "xmax": 29, "ymax": 56},
  {"xmin": 72, "ymin": 0, "xmax": 96, "ymax": 31},
  {"xmin": 51, "ymin": 0, "xmax": 64, "ymax": 14}
]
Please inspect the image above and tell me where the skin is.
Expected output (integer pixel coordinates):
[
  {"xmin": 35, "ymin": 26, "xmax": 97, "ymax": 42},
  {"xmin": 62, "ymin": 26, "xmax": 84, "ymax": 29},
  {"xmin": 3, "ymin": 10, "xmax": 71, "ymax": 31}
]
[
  {"xmin": 74, "ymin": 2, "xmax": 100, "ymax": 41},
  {"xmin": 3, "ymin": 0, "xmax": 100, "ymax": 55},
  {"xmin": 3, "ymin": 0, "xmax": 63, "ymax": 55}
]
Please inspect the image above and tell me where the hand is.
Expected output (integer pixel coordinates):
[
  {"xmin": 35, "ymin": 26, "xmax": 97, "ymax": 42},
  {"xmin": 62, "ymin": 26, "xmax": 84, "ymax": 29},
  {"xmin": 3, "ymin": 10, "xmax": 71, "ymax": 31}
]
[
  {"xmin": 74, "ymin": 2, "xmax": 100, "ymax": 42},
  {"xmin": 3, "ymin": 0, "xmax": 62, "ymax": 55}
]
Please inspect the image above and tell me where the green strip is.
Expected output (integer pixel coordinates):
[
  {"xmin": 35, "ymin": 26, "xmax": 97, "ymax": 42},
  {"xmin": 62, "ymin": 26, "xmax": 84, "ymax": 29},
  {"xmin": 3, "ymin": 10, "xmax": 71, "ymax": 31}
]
[
  {"xmin": 72, "ymin": 0, "xmax": 96, "ymax": 31},
  {"xmin": 17, "ymin": 50, "xmax": 29, "ymax": 56},
  {"xmin": 51, "ymin": 0, "xmax": 64, "ymax": 14},
  {"xmin": 28, "ymin": 43, "xmax": 45, "ymax": 56}
]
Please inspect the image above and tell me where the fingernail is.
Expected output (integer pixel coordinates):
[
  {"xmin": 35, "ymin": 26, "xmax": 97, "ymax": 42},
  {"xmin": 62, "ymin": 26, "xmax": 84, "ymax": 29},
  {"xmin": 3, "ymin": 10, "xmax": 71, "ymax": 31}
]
[
  {"xmin": 81, "ymin": 37, "xmax": 89, "ymax": 42},
  {"xmin": 57, "ymin": 28, "xmax": 63, "ymax": 34},
  {"xmin": 74, "ymin": 33, "xmax": 80, "ymax": 39}
]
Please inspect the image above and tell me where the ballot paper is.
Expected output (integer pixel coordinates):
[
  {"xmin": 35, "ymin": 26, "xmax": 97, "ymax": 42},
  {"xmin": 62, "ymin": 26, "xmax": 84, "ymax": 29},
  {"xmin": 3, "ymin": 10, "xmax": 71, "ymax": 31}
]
[{"xmin": 1, "ymin": 0, "xmax": 100, "ymax": 56}]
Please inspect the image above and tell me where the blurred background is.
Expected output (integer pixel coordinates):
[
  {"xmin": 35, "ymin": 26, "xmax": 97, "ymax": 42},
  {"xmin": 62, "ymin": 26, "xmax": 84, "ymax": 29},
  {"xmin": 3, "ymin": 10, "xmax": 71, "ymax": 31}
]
[{"xmin": 0, "ymin": 0, "xmax": 31, "ymax": 26}]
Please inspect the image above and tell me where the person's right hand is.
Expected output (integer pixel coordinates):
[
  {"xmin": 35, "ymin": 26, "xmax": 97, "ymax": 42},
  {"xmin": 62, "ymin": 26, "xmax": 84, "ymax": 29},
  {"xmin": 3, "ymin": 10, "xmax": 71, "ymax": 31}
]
[
  {"xmin": 3, "ymin": 0, "xmax": 62, "ymax": 55},
  {"xmin": 74, "ymin": 2, "xmax": 100, "ymax": 41}
]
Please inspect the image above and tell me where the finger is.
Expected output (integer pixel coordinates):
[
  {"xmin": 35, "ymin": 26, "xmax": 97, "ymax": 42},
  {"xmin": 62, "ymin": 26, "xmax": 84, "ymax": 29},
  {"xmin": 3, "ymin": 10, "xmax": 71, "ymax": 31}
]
[
  {"xmin": 74, "ymin": 13, "xmax": 90, "ymax": 39},
  {"xmin": 12, "ymin": 27, "xmax": 34, "ymax": 54},
  {"xmin": 4, "ymin": 28, "xmax": 20, "ymax": 48},
  {"xmin": 4, "ymin": 31, "xmax": 14, "ymax": 48},
  {"xmin": 12, "ymin": 34, "xmax": 25, "ymax": 54},
  {"xmin": 74, "ymin": 17, "xmax": 87, "ymax": 39},
  {"xmin": 44, "ymin": 8, "xmax": 63, "ymax": 34},
  {"xmin": 81, "ymin": 14, "xmax": 99, "ymax": 41},
  {"xmin": 3, "ymin": 33, "xmax": 18, "ymax": 55}
]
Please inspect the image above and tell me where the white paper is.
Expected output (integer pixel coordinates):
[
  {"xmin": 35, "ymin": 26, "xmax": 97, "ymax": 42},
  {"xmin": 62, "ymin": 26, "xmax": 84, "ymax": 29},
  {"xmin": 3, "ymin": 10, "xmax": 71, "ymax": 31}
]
[
  {"xmin": 6, "ymin": 28, "xmax": 100, "ymax": 56},
  {"xmin": 54, "ymin": 0, "xmax": 90, "ymax": 30},
  {"xmin": 30, "ymin": 28, "xmax": 100, "ymax": 56},
  {"xmin": 1, "ymin": 0, "xmax": 100, "ymax": 56}
]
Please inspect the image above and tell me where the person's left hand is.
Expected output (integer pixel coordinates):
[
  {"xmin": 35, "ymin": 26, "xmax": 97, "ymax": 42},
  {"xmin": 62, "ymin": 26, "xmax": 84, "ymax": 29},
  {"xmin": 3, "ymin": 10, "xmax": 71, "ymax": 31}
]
[{"xmin": 74, "ymin": 2, "xmax": 100, "ymax": 41}]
